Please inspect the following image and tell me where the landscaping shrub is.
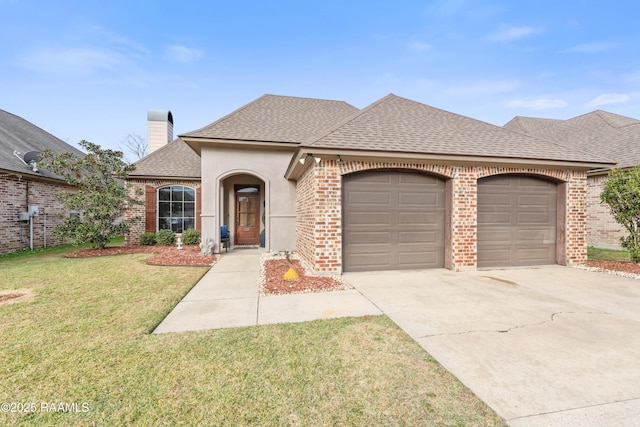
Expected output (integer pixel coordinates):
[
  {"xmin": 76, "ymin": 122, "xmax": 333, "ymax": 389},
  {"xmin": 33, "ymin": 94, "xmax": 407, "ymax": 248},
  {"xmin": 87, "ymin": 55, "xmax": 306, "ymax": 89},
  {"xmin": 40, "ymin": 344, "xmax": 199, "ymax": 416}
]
[
  {"xmin": 139, "ymin": 232, "xmax": 157, "ymax": 246},
  {"xmin": 156, "ymin": 229, "xmax": 176, "ymax": 246},
  {"xmin": 181, "ymin": 228, "xmax": 200, "ymax": 245}
]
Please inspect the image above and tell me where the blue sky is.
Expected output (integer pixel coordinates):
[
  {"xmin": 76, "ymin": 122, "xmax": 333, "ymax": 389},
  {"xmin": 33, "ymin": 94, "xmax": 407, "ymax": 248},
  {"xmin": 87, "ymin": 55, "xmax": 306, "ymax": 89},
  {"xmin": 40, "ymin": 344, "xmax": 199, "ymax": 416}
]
[{"xmin": 2, "ymin": 0, "xmax": 639, "ymax": 155}]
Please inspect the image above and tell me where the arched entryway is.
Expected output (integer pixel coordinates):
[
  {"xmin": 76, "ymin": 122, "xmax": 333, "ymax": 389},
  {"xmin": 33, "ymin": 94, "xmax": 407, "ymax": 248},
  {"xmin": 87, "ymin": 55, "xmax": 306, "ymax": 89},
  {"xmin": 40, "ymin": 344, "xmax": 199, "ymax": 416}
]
[{"xmin": 219, "ymin": 173, "xmax": 266, "ymax": 249}]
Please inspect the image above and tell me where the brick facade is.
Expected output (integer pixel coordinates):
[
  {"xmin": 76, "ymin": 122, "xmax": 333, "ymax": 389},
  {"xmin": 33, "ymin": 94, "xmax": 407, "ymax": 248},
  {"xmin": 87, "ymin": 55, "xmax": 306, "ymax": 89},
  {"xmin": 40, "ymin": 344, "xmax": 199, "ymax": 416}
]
[
  {"xmin": 0, "ymin": 175, "xmax": 70, "ymax": 254},
  {"xmin": 586, "ymin": 174, "xmax": 626, "ymax": 248},
  {"xmin": 125, "ymin": 179, "xmax": 201, "ymax": 246},
  {"xmin": 296, "ymin": 160, "xmax": 589, "ymax": 273}
]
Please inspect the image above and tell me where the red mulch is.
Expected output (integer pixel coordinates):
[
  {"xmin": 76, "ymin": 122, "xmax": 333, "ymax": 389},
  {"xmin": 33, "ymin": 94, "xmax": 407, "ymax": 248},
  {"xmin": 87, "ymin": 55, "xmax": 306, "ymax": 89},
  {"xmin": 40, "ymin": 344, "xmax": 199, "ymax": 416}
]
[
  {"xmin": 65, "ymin": 245, "xmax": 217, "ymax": 266},
  {"xmin": 263, "ymin": 259, "xmax": 346, "ymax": 295},
  {"xmin": 586, "ymin": 260, "xmax": 640, "ymax": 275}
]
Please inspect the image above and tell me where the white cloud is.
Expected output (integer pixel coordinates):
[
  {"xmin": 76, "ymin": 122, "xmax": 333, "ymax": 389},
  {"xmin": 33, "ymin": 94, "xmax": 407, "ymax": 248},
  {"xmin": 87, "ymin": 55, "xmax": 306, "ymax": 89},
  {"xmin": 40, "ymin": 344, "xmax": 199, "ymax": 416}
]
[
  {"xmin": 562, "ymin": 42, "xmax": 617, "ymax": 53},
  {"xmin": 585, "ymin": 93, "xmax": 630, "ymax": 108},
  {"xmin": 410, "ymin": 41, "xmax": 432, "ymax": 52},
  {"xmin": 16, "ymin": 45, "xmax": 129, "ymax": 75},
  {"xmin": 507, "ymin": 98, "xmax": 567, "ymax": 110},
  {"xmin": 488, "ymin": 25, "xmax": 539, "ymax": 42},
  {"xmin": 164, "ymin": 45, "xmax": 204, "ymax": 63}
]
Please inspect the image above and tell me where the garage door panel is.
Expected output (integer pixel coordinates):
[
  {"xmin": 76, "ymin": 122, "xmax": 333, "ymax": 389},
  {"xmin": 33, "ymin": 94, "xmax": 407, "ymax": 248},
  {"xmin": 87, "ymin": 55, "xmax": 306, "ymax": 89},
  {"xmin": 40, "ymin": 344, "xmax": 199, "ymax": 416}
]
[
  {"xmin": 343, "ymin": 170, "xmax": 445, "ymax": 272},
  {"xmin": 478, "ymin": 175, "xmax": 557, "ymax": 268},
  {"xmin": 517, "ymin": 212, "xmax": 555, "ymax": 225},
  {"xmin": 478, "ymin": 228, "xmax": 511, "ymax": 245},
  {"xmin": 346, "ymin": 231, "xmax": 391, "ymax": 245},
  {"xmin": 478, "ymin": 212, "xmax": 511, "ymax": 225},
  {"xmin": 398, "ymin": 251, "xmax": 440, "ymax": 267},
  {"xmin": 347, "ymin": 211, "xmax": 391, "ymax": 226},
  {"xmin": 348, "ymin": 191, "xmax": 391, "ymax": 205},
  {"xmin": 479, "ymin": 193, "xmax": 512, "ymax": 206},
  {"xmin": 350, "ymin": 172, "xmax": 393, "ymax": 184},
  {"xmin": 399, "ymin": 211, "xmax": 440, "ymax": 225},
  {"xmin": 518, "ymin": 194, "xmax": 555, "ymax": 208},
  {"xmin": 399, "ymin": 230, "xmax": 439, "ymax": 244},
  {"xmin": 399, "ymin": 191, "xmax": 439, "ymax": 206},
  {"xmin": 515, "ymin": 228, "xmax": 555, "ymax": 243},
  {"xmin": 515, "ymin": 247, "xmax": 555, "ymax": 262}
]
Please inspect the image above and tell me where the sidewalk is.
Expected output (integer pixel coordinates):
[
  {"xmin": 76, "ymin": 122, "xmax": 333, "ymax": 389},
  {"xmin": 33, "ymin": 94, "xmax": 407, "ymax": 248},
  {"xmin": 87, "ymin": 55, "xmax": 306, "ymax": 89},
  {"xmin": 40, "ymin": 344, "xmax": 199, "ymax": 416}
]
[{"xmin": 153, "ymin": 249, "xmax": 381, "ymax": 333}]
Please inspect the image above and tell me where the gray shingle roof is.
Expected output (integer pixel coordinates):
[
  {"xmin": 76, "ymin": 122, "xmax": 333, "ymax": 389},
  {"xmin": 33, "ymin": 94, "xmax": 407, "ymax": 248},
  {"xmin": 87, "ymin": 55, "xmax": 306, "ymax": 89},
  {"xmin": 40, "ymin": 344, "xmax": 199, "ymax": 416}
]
[
  {"xmin": 130, "ymin": 138, "xmax": 200, "ymax": 178},
  {"xmin": 503, "ymin": 116, "xmax": 563, "ymax": 134},
  {"xmin": 302, "ymin": 94, "xmax": 613, "ymax": 164},
  {"xmin": 506, "ymin": 110, "xmax": 640, "ymax": 169},
  {"xmin": 0, "ymin": 109, "xmax": 85, "ymax": 180},
  {"xmin": 181, "ymin": 94, "xmax": 359, "ymax": 143}
]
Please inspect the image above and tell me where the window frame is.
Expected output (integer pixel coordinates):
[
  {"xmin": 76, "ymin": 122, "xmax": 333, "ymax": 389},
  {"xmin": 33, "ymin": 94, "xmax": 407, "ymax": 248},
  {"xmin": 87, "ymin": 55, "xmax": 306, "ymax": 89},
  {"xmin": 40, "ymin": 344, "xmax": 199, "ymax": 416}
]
[{"xmin": 156, "ymin": 185, "xmax": 197, "ymax": 234}]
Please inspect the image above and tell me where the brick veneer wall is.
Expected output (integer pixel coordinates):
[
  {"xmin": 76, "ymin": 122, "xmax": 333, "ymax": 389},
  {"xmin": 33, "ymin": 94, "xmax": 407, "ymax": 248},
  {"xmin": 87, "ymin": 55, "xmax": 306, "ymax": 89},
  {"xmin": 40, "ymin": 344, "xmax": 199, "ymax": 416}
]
[
  {"xmin": 586, "ymin": 174, "xmax": 626, "ymax": 248},
  {"xmin": 125, "ymin": 179, "xmax": 201, "ymax": 245},
  {"xmin": 0, "ymin": 175, "xmax": 70, "ymax": 254},
  {"xmin": 295, "ymin": 160, "xmax": 589, "ymax": 273}
]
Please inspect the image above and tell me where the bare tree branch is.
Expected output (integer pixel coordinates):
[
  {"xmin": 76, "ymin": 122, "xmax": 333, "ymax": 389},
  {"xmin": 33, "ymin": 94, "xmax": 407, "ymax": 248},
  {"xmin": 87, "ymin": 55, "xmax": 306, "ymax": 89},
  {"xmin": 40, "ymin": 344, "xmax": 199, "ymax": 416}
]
[{"xmin": 121, "ymin": 133, "xmax": 148, "ymax": 161}]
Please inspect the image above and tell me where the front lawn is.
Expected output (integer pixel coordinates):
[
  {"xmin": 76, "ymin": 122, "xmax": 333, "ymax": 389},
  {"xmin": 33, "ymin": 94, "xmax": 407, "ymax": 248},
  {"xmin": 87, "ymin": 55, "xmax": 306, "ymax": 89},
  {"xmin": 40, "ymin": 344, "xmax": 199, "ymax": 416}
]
[
  {"xmin": 0, "ymin": 247, "xmax": 505, "ymax": 426},
  {"xmin": 587, "ymin": 246, "xmax": 631, "ymax": 262}
]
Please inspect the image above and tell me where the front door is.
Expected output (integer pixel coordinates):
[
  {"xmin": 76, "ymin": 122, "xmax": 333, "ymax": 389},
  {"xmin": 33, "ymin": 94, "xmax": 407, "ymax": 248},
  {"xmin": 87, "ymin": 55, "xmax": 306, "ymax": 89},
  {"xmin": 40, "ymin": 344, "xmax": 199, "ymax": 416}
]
[{"xmin": 235, "ymin": 186, "xmax": 260, "ymax": 245}]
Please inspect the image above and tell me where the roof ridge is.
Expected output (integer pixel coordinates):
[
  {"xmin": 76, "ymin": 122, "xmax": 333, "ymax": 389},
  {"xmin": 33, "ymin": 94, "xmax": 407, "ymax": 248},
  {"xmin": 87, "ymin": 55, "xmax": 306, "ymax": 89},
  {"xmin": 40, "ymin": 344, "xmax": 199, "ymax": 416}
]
[
  {"xmin": 302, "ymin": 94, "xmax": 398, "ymax": 146},
  {"xmin": 593, "ymin": 109, "xmax": 640, "ymax": 129}
]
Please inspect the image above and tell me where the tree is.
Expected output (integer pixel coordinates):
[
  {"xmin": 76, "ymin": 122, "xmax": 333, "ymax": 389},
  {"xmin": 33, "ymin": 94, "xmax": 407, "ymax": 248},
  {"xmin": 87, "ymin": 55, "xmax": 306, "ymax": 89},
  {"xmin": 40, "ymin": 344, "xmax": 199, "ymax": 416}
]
[
  {"xmin": 121, "ymin": 133, "xmax": 148, "ymax": 161},
  {"xmin": 600, "ymin": 166, "xmax": 640, "ymax": 262},
  {"xmin": 40, "ymin": 140, "xmax": 142, "ymax": 249}
]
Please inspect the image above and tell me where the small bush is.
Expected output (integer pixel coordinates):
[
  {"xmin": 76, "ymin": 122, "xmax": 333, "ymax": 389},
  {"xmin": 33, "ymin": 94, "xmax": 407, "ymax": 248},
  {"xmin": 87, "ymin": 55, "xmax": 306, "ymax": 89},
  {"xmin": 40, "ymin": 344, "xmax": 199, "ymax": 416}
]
[
  {"xmin": 156, "ymin": 229, "xmax": 176, "ymax": 246},
  {"xmin": 181, "ymin": 228, "xmax": 200, "ymax": 245},
  {"xmin": 139, "ymin": 232, "xmax": 156, "ymax": 246}
]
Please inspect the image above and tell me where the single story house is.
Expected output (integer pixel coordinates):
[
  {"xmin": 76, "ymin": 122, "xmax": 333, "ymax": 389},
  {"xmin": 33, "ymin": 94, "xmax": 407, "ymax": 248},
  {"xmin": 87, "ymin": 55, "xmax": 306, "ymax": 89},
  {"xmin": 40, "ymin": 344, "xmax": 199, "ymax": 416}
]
[
  {"xmin": 0, "ymin": 109, "xmax": 84, "ymax": 254},
  {"xmin": 126, "ymin": 94, "xmax": 615, "ymax": 273},
  {"xmin": 504, "ymin": 110, "xmax": 640, "ymax": 248}
]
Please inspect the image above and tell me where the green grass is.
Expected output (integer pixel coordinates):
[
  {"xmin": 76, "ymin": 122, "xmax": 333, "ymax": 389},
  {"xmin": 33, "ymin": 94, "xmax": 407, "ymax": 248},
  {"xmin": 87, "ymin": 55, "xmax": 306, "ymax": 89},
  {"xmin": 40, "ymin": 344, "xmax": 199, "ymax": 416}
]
[
  {"xmin": 0, "ymin": 246, "xmax": 505, "ymax": 426},
  {"xmin": 587, "ymin": 246, "xmax": 631, "ymax": 262}
]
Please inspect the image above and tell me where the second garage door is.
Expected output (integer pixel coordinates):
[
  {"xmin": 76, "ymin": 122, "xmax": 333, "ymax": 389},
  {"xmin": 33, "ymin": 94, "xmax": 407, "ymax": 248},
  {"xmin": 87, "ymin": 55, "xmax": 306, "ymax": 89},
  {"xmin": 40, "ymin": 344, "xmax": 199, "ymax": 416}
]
[
  {"xmin": 343, "ymin": 170, "xmax": 445, "ymax": 272},
  {"xmin": 477, "ymin": 175, "xmax": 557, "ymax": 268}
]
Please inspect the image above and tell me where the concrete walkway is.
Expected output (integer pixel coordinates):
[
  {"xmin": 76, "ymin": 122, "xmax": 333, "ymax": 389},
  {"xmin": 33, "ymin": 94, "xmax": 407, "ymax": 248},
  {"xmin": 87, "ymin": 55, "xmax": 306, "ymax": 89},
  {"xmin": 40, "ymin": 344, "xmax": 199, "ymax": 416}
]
[{"xmin": 153, "ymin": 250, "xmax": 382, "ymax": 333}]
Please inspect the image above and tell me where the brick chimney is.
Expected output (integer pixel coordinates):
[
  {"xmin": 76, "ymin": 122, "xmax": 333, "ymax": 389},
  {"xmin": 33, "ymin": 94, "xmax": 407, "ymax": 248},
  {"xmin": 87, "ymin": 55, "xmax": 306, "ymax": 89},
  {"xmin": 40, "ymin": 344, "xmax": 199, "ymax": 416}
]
[{"xmin": 147, "ymin": 110, "xmax": 173, "ymax": 154}]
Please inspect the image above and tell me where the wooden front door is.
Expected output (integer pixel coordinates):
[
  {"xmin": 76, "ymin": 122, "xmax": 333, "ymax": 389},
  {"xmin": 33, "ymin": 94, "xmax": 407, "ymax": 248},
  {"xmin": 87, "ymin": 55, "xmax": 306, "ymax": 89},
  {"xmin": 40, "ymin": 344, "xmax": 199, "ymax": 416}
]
[{"xmin": 235, "ymin": 187, "xmax": 260, "ymax": 245}]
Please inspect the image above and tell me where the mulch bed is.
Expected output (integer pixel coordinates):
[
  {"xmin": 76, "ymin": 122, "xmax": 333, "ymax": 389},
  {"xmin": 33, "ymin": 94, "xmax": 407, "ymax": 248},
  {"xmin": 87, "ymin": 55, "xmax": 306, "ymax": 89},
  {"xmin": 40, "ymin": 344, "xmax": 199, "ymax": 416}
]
[
  {"xmin": 262, "ymin": 259, "xmax": 349, "ymax": 295},
  {"xmin": 586, "ymin": 260, "xmax": 640, "ymax": 275},
  {"xmin": 65, "ymin": 245, "xmax": 217, "ymax": 267}
]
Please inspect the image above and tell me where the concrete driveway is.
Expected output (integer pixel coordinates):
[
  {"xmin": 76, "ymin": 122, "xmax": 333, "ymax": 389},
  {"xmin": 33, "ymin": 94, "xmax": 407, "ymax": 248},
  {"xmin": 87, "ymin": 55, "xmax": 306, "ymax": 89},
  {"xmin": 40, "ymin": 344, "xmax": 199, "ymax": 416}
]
[{"xmin": 346, "ymin": 265, "xmax": 640, "ymax": 426}]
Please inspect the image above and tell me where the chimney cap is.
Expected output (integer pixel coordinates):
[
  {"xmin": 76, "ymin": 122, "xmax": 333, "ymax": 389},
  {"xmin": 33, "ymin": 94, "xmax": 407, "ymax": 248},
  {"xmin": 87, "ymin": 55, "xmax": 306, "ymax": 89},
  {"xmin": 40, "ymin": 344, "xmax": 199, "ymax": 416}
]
[{"xmin": 147, "ymin": 110, "xmax": 173, "ymax": 125}]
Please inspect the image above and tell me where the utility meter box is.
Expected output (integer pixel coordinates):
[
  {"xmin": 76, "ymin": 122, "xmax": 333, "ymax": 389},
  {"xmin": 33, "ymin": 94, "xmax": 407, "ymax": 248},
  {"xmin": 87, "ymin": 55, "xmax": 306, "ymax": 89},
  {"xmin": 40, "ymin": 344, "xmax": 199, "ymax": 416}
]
[
  {"xmin": 28, "ymin": 205, "xmax": 39, "ymax": 216},
  {"xmin": 19, "ymin": 212, "xmax": 30, "ymax": 221}
]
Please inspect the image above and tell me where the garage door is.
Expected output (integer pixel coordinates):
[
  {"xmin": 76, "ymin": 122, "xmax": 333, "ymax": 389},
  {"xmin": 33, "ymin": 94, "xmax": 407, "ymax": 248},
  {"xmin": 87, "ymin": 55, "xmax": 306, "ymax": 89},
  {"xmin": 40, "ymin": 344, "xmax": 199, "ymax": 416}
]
[
  {"xmin": 343, "ymin": 170, "xmax": 445, "ymax": 272},
  {"xmin": 477, "ymin": 175, "xmax": 557, "ymax": 268}
]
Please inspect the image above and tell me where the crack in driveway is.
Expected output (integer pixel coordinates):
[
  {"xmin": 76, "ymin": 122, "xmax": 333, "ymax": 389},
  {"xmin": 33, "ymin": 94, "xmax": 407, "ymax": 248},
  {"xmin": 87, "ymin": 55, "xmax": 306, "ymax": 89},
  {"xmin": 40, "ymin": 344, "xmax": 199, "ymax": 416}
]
[{"xmin": 416, "ymin": 311, "xmax": 611, "ymax": 339}]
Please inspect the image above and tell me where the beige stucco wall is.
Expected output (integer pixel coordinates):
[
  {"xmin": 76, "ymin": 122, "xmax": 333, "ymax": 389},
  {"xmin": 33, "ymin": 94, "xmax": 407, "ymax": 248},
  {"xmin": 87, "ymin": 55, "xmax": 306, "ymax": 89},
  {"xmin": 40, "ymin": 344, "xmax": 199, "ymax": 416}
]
[{"xmin": 200, "ymin": 146, "xmax": 297, "ymax": 252}]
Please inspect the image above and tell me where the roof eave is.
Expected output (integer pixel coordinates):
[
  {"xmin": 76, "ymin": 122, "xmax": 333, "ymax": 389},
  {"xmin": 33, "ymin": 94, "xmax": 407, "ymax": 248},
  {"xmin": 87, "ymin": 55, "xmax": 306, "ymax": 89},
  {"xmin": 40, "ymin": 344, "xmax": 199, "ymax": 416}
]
[
  {"xmin": 284, "ymin": 148, "xmax": 616, "ymax": 180},
  {"xmin": 181, "ymin": 136, "xmax": 300, "ymax": 155}
]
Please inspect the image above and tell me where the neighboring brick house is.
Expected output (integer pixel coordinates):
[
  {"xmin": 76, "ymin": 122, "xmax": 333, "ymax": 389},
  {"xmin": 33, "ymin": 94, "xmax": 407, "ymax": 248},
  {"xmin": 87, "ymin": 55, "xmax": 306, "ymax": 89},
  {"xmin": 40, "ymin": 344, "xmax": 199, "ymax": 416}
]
[
  {"xmin": 128, "ymin": 94, "xmax": 614, "ymax": 273},
  {"xmin": 505, "ymin": 110, "xmax": 639, "ymax": 248},
  {"xmin": 0, "ymin": 109, "xmax": 84, "ymax": 254}
]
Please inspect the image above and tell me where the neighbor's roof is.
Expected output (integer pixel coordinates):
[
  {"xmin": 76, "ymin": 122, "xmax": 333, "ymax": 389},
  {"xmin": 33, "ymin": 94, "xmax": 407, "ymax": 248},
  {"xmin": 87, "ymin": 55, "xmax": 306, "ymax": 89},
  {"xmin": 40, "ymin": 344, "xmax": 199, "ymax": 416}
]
[
  {"xmin": 181, "ymin": 94, "xmax": 359, "ymax": 144},
  {"xmin": 301, "ymin": 94, "xmax": 614, "ymax": 165},
  {"xmin": 130, "ymin": 138, "xmax": 200, "ymax": 178},
  {"xmin": 0, "ymin": 109, "xmax": 85, "ymax": 180},
  {"xmin": 504, "ymin": 110, "xmax": 640, "ymax": 169}
]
